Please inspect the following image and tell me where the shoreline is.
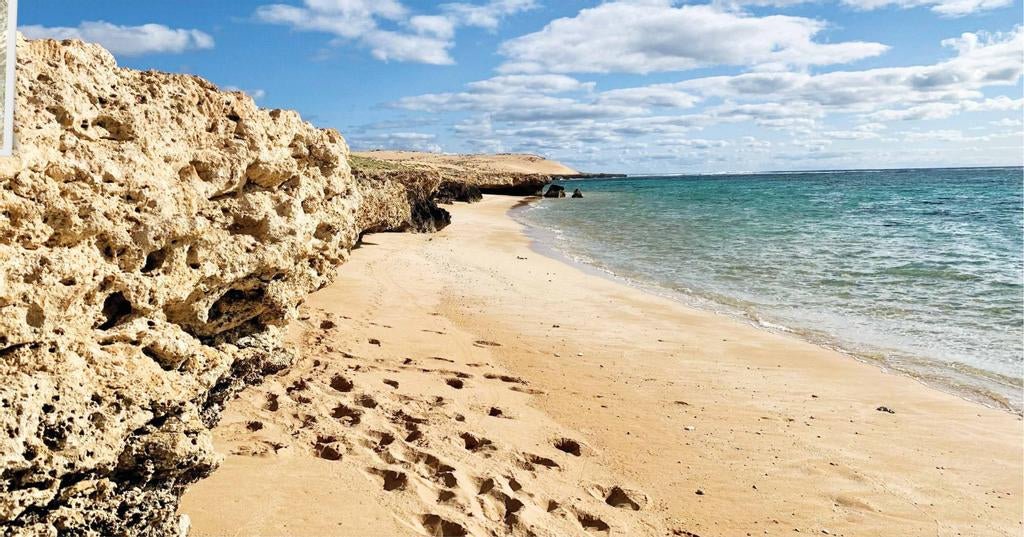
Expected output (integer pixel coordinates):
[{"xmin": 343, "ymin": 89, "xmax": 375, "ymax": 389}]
[
  {"xmin": 511, "ymin": 197, "xmax": 1022, "ymax": 415},
  {"xmin": 182, "ymin": 195, "xmax": 1023, "ymax": 536}
]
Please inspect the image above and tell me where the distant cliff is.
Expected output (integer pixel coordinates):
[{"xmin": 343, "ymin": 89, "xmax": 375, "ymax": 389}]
[{"xmin": 350, "ymin": 150, "xmax": 583, "ymax": 232}]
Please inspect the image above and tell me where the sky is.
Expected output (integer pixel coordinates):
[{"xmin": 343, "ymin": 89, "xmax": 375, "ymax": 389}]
[{"xmin": 19, "ymin": 0, "xmax": 1024, "ymax": 174}]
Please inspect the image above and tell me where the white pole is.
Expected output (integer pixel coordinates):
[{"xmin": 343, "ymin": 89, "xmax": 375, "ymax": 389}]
[{"xmin": 2, "ymin": 0, "xmax": 17, "ymax": 156}]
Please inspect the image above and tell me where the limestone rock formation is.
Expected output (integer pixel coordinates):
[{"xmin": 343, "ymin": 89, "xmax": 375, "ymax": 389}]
[
  {"xmin": 350, "ymin": 151, "xmax": 558, "ymax": 198},
  {"xmin": 434, "ymin": 181, "xmax": 482, "ymax": 204},
  {"xmin": 0, "ymin": 37, "xmax": 362, "ymax": 536},
  {"xmin": 349, "ymin": 160, "xmax": 451, "ymax": 233}
]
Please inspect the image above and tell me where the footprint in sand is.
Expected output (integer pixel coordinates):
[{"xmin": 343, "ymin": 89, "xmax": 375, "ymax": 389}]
[
  {"xmin": 476, "ymin": 477, "xmax": 496, "ymax": 495},
  {"xmin": 499, "ymin": 494, "xmax": 525, "ymax": 526},
  {"xmin": 368, "ymin": 467, "xmax": 408, "ymax": 491},
  {"xmin": 331, "ymin": 403, "xmax": 362, "ymax": 426},
  {"xmin": 474, "ymin": 340, "xmax": 502, "ymax": 347},
  {"xmin": 231, "ymin": 440, "xmax": 287, "ymax": 457},
  {"xmin": 264, "ymin": 393, "xmax": 280, "ymax": 412},
  {"xmin": 329, "ymin": 374, "xmax": 354, "ymax": 392},
  {"xmin": 478, "ymin": 489, "xmax": 524, "ymax": 526},
  {"xmin": 459, "ymin": 432, "xmax": 493, "ymax": 452},
  {"xmin": 510, "ymin": 386, "xmax": 545, "ymax": 395},
  {"xmin": 437, "ymin": 490, "xmax": 457, "ymax": 503},
  {"xmin": 420, "ymin": 514, "xmax": 467, "ymax": 537},
  {"xmin": 553, "ymin": 437, "xmax": 582, "ymax": 457},
  {"xmin": 603, "ymin": 486, "xmax": 645, "ymax": 511},
  {"xmin": 410, "ymin": 452, "xmax": 459, "ymax": 488},
  {"xmin": 356, "ymin": 394, "xmax": 378, "ymax": 408},
  {"xmin": 524, "ymin": 454, "xmax": 560, "ymax": 470},
  {"xmin": 502, "ymin": 476, "xmax": 523, "ymax": 493},
  {"xmin": 391, "ymin": 415, "xmax": 424, "ymax": 442},
  {"xmin": 296, "ymin": 413, "xmax": 318, "ymax": 430},
  {"xmin": 313, "ymin": 436, "xmax": 344, "ymax": 461},
  {"xmin": 404, "ymin": 427, "xmax": 423, "ymax": 442},
  {"xmin": 576, "ymin": 512, "xmax": 611, "ymax": 535},
  {"xmin": 446, "ymin": 378, "xmax": 465, "ymax": 389},
  {"xmin": 286, "ymin": 379, "xmax": 313, "ymax": 404},
  {"xmin": 365, "ymin": 430, "xmax": 395, "ymax": 452},
  {"xmin": 483, "ymin": 373, "xmax": 525, "ymax": 384}
]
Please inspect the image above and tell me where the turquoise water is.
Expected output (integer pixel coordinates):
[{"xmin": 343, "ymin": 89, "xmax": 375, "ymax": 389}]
[{"xmin": 517, "ymin": 167, "xmax": 1024, "ymax": 411}]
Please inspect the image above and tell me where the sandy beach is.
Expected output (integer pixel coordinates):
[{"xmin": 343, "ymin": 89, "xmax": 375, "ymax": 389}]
[{"xmin": 181, "ymin": 196, "xmax": 1023, "ymax": 537}]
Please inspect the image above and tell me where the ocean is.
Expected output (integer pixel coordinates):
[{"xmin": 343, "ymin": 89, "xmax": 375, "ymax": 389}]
[{"xmin": 516, "ymin": 167, "xmax": 1024, "ymax": 412}]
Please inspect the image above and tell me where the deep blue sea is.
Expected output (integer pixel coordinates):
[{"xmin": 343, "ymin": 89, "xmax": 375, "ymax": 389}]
[{"xmin": 517, "ymin": 167, "xmax": 1024, "ymax": 411}]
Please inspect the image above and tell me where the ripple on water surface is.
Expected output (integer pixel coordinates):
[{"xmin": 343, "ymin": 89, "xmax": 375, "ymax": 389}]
[{"xmin": 518, "ymin": 167, "xmax": 1024, "ymax": 412}]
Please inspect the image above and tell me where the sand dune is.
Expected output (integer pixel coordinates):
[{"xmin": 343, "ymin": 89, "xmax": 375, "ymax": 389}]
[
  {"xmin": 352, "ymin": 151, "xmax": 579, "ymax": 176},
  {"xmin": 182, "ymin": 196, "xmax": 1022, "ymax": 537}
]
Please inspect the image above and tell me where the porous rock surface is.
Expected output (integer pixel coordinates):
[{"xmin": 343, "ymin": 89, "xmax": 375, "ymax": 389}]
[
  {"xmin": 0, "ymin": 37, "xmax": 363, "ymax": 536},
  {"xmin": 352, "ymin": 166, "xmax": 451, "ymax": 233},
  {"xmin": 349, "ymin": 152, "xmax": 550, "ymax": 201}
]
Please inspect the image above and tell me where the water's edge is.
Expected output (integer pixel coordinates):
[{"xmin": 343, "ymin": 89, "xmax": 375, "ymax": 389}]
[{"xmin": 509, "ymin": 197, "xmax": 1023, "ymax": 415}]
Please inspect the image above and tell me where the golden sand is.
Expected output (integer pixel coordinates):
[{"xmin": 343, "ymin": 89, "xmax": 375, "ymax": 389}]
[{"xmin": 182, "ymin": 196, "xmax": 1022, "ymax": 537}]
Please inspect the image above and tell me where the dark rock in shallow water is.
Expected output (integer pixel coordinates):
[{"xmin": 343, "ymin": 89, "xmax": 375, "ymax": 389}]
[
  {"xmin": 544, "ymin": 184, "xmax": 566, "ymax": 198},
  {"xmin": 571, "ymin": 188, "xmax": 583, "ymax": 198},
  {"xmin": 435, "ymin": 181, "xmax": 483, "ymax": 204}
]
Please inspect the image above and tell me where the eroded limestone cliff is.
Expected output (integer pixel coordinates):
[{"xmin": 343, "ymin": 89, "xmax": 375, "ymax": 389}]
[
  {"xmin": 349, "ymin": 151, "xmax": 568, "ymax": 233},
  {"xmin": 351, "ymin": 152, "xmax": 552, "ymax": 198},
  {"xmin": 0, "ymin": 37, "xmax": 363, "ymax": 536},
  {"xmin": 0, "ymin": 35, "xmax": 559, "ymax": 537},
  {"xmin": 352, "ymin": 163, "xmax": 451, "ymax": 233}
]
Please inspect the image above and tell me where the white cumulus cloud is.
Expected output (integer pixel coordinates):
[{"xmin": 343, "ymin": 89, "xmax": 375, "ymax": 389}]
[
  {"xmin": 256, "ymin": 0, "xmax": 536, "ymax": 65},
  {"xmin": 20, "ymin": 21, "xmax": 214, "ymax": 56},
  {"xmin": 840, "ymin": 0, "xmax": 1013, "ymax": 17},
  {"xmin": 387, "ymin": 25, "xmax": 1023, "ymax": 170},
  {"xmin": 497, "ymin": 1, "xmax": 888, "ymax": 74},
  {"xmin": 724, "ymin": 0, "xmax": 1013, "ymax": 16}
]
